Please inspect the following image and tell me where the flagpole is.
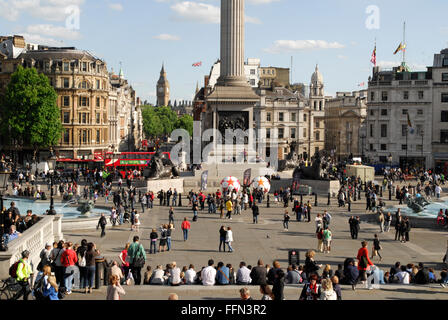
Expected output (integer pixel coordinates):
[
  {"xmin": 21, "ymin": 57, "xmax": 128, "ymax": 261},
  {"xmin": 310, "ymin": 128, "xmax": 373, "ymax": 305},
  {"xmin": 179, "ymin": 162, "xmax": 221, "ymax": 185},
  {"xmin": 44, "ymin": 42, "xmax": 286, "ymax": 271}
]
[{"xmin": 402, "ymin": 21, "xmax": 406, "ymax": 64}]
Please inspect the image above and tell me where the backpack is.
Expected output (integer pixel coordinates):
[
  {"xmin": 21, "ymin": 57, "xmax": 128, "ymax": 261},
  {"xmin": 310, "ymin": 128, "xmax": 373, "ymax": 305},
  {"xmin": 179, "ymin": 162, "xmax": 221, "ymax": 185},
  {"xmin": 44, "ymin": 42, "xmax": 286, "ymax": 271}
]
[
  {"xmin": 78, "ymin": 249, "xmax": 86, "ymax": 267},
  {"xmin": 32, "ymin": 276, "xmax": 48, "ymax": 301},
  {"xmin": 9, "ymin": 260, "xmax": 20, "ymax": 278},
  {"xmin": 161, "ymin": 230, "xmax": 167, "ymax": 238}
]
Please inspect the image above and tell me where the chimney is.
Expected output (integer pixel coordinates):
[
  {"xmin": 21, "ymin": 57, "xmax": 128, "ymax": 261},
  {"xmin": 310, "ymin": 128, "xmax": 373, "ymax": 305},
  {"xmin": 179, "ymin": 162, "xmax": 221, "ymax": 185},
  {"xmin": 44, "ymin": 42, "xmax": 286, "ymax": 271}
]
[{"xmin": 204, "ymin": 75, "xmax": 209, "ymax": 88}]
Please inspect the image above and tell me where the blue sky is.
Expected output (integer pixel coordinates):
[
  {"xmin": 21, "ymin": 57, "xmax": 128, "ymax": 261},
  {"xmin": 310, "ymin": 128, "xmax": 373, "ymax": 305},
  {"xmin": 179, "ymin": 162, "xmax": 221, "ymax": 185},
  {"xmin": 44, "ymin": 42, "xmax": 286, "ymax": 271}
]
[{"xmin": 1, "ymin": 0, "xmax": 448, "ymax": 104}]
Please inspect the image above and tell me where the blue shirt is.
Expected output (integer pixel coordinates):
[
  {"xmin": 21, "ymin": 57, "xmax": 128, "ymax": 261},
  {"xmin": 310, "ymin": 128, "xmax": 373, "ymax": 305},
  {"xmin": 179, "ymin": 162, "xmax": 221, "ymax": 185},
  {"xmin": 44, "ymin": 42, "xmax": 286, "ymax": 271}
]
[{"xmin": 216, "ymin": 266, "xmax": 230, "ymax": 285}]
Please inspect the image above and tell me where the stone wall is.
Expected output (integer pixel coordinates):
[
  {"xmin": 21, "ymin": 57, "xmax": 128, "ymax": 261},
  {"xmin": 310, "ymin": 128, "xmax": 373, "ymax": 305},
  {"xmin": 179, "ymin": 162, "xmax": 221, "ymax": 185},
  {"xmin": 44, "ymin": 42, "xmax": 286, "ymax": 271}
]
[
  {"xmin": 147, "ymin": 178, "xmax": 184, "ymax": 194},
  {"xmin": 0, "ymin": 215, "xmax": 63, "ymax": 279}
]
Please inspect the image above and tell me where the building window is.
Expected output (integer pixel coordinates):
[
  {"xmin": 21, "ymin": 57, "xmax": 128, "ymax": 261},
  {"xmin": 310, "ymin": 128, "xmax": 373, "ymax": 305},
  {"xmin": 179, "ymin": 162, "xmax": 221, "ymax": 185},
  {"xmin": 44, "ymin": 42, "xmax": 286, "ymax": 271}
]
[
  {"xmin": 315, "ymin": 121, "xmax": 320, "ymax": 128},
  {"xmin": 96, "ymin": 113, "xmax": 100, "ymax": 124},
  {"xmin": 417, "ymin": 109, "xmax": 423, "ymax": 115},
  {"xmin": 442, "ymin": 93, "xmax": 448, "ymax": 103},
  {"xmin": 303, "ymin": 129, "xmax": 307, "ymax": 138},
  {"xmin": 266, "ymin": 113, "xmax": 271, "ymax": 122},
  {"xmin": 250, "ymin": 69, "xmax": 256, "ymax": 75},
  {"xmin": 82, "ymin": 62, "xmax": 87, "ymax": 72},
  {"xmin": 291, "ymin": 113, "xmax": 296, "ymax": 122},
  {"xmin": 79, "ymin": 97, "xmax": 89, "ymax": 107},
  {"xmin": 416, "ymin": 145, "xmax": 423, "ymax": 152},
  {"xmin": 63, "ymin": 78, "xmax": 69, "ymax": 88},
  {"xmin": 63, "ymin": 62, "xmax": 69, "ymax": 71},
  {"xmin": 103, "ymin": 113, "xmax": 107, "ymax": 124},
  {"xmin": 402, "ymin": 125, "xmax": 408, "ymax": 137},
  {"xmin": 266, "ymin": 128, "xmax": 271, "ymax": 139},
  {"xmin": 418, "ymin": 91, "xmax": 424, "ymax": 99},
  {"xmin": 403, "ymin": 91, "xmax": 409, "ymax": 100},
  {"xmin": 250, "ymin": 79, "xmax": 255, "ymax": 86},
  {"xmin": 381, "ymin": 109, "xmax": 387, "ymax": 116},
  {"xmin": 279, "ymin": 113, "xmax": 284, "ymax": 122},
  {"xmin": 278, "ymin": 128, "xmax": 284, "ymax": 139},
  {"xmin": 380, "ymin": 144, "xmax": 387, "ymax": 151},
  {"xmin": 381, "ymin": 124, "xmax": 387, "ymax": 137},
  {"xmin": 96, "ymin": 80, "xmax": 100, "ymax": 89},
  {"xmin": 402, "ymin": 145, "xmax": 407, "ymax": 150},
  {"xmin": 416, "ymin": 125, "xmax": 423, "ymax": 136},
  {"xmin": 443, "ymin": 58, "xmax": 448, "ymax": 67},
  {"xmin": 63, "ymin": 96, "xmax": 70, "ymax": 107},
  {"xmin": 64, "ymin": 129, "xmax": 70, "ymax": 144},
  {"xmin": 304, "ymin": 114, "xmax": 307, "ymax": 122},
  {"xmin": 402, "ymin": 109, "xmax": 408, "ymax": 115},
  {"xmin": 369, "ymin": 144, "xmax": 373, "ymax": 151},
  {"xmin": 381, "ymin": 91, "xmax": 388, "ymax": 101},
  {"xmin": 96, "ymin": 130, "xmax": 100, "ymax": 144},
  {"xmin": 370, "ymin": 124, "xmax": 374, "ymax": 137},
  {"xmin": 96, "ymin": 97, "xmax": 100, "ymax": 107},
  {"xmin": 80, "ymin": 81, "xmax": 88, "ymax": 89},
  {"xmin": 82, "ymin": 130, "xmax": 87, "ymax": 144},
  {"xmin": 442, "ymin": 73, "xmax": 448, "ymax": 82},
  {"xmin": 81, "ymin": 113, "xmax": 87, "ymax": 124},
  {"xmin": 291, "ymin": 128, "xmax": 296, "ymax": 139},
  {"xmin": 442, "ymin": 111, "xmax": 448, "ymax": 122},
  {"xmin": 314, "ymin": 101, "xmax": 317, "ymax": 110},
  {"xmin": 319, "ymin": 101, "xmax": 323, "ymax": 110},
  {"xmin": 370, "ymin": 109, "xmax": 374, "ymax": 116},
  {"xmin": 370, "ymin": 91, "xmax": 375, "ymax": 101},
  {"xmin": 442, "ymin": 131, "xmax": 448, "ymax": 144},
  {"xmin": 315, "ymin": 131, "xmax": 320, "ymax": 140}
]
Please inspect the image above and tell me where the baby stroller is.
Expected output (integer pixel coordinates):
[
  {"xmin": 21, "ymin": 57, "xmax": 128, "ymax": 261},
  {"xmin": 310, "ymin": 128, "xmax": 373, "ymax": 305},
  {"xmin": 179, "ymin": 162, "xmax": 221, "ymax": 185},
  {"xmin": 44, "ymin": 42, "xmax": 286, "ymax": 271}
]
[{"xmin": 123, "ymin": 209, "xmax": 131, "ymax": 224}]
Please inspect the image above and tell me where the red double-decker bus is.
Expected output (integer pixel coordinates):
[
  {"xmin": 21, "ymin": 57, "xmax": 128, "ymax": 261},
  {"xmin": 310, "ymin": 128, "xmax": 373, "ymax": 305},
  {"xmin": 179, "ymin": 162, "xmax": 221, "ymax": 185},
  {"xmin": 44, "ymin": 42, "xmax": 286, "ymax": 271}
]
[{"xmin": 105, "ymin": 152, "xmax": 171, "ymax": 178}]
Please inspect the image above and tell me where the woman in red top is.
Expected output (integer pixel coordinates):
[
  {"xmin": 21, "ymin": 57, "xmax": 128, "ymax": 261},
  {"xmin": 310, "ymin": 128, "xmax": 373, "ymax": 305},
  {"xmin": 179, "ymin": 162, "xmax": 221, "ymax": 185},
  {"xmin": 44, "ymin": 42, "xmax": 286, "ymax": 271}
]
[
  {"xmin": 119, "ymin": 243, "xmax": 130, "ymax": 280},
  {"xmin": 357, "ymin": 241, "xmax": 374, "ymax": 282}
]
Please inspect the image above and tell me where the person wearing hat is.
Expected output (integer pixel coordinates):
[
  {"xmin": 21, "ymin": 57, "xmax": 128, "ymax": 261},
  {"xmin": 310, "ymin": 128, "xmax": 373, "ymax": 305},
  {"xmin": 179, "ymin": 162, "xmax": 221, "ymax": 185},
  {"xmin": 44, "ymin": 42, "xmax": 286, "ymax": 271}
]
[{"xmin": 15, "ymin": 250, "xmax": 32, "ymax": 300}]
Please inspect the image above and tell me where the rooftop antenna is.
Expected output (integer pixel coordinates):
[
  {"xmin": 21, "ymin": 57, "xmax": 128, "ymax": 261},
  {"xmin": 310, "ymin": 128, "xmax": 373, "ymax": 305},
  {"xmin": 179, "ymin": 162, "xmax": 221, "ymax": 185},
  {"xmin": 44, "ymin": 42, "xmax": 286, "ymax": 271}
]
[{"xmin": 402, "ymin": 21, "xmax": 406, "ymax": 64}]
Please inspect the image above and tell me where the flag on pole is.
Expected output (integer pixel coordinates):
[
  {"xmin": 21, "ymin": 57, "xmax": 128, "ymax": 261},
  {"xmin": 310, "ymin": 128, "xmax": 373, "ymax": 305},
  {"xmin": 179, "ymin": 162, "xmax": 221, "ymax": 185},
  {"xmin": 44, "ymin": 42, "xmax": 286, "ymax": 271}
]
[
  {"xmin": 394, "ymin": 42, "xmax": 406, "ymax": 55},
  {"xmin": 358, "ymin": 82, "xmax": 366, "ymax": 87},
  {"xmin": 192, "ymin": 61, "xmax": 202, "ymax": 67},
  {"xmin": 407, "ymin": 113, "xmax": 415, "ymax": 134},
  {"xmin": 370, "ymin": 45, "xmax": 377, "ymax": 66}
]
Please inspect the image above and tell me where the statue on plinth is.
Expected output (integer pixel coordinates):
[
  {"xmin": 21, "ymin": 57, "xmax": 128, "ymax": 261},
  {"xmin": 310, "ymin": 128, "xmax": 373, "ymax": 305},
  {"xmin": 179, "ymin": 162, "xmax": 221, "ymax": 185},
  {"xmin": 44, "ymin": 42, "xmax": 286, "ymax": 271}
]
[{"xmin": 144, "ymin": 150, "xmax": 180, "ymax": 180}]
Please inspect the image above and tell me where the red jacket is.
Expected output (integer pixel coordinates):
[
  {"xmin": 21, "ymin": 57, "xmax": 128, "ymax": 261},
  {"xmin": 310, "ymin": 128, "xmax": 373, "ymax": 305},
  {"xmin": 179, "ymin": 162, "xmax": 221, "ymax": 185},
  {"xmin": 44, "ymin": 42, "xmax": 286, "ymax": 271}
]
[
  {"xmin": 61, "ymin": 249, "xmax": 78, "ymax": 267},
  {"xmin": 181, "ymin": 220, "xmax": 191, "ymax": 230},
  {"xmin": 357, "ymin": 247, "xmax": 373, "ymax": 271}
]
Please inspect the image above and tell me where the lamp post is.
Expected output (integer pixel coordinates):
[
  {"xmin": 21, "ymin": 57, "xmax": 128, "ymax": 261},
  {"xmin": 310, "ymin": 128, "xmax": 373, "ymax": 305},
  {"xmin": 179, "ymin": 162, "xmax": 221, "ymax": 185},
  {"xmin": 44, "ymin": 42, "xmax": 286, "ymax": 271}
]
[
  {"xmin": 47, "ymin": 153, "xmax": 57, "ymax": 215},
  {"xmin": 0, "ymin": 170, "xmax": 10, "ymax": 251}
]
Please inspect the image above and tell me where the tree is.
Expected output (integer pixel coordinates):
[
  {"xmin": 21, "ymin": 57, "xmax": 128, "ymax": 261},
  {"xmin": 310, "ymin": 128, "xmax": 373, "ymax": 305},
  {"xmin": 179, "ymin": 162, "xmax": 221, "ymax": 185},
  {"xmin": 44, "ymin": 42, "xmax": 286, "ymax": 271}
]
[
  {"xmin": 0, "ymin": 66, "xmax": 62, "ymax": 159},
  {"xmin": 175, "ymin": 114, "xmax": 193, "ymax": 136},
  {"xmin": 142, "ymin": 106, "xmax": 163, "ymax": 138}
]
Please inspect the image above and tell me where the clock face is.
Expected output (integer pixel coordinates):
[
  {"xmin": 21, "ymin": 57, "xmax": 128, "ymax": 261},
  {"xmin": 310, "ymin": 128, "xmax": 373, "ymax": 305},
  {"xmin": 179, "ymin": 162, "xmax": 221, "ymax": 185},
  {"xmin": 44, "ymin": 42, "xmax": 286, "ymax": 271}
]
[{"xmin": 158, "ymin": 87, "xmax": 164, "ymax": 93}]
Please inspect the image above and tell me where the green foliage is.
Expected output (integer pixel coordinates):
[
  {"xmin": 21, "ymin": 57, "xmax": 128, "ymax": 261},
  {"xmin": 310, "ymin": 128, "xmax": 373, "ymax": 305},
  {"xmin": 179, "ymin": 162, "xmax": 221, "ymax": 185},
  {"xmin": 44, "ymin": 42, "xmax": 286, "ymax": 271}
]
[
  {"xmin": 142, "ymin": 105, "xmax": 193, "ymax": 138},
  {"xmin": 0, "ymin": 66, "xmax": 62, "ymax": 150},
  {"xmin": 176, "ymin": 114, "xmax": 193, "ymax": 136}
]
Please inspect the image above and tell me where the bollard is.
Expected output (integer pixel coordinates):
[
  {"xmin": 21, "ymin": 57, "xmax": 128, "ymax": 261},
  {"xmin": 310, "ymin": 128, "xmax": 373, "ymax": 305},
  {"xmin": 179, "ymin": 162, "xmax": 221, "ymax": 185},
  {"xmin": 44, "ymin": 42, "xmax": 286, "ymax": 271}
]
[
  {"xmin": 380, "ymin": 187, "xmax": 383, "ymax": 197},
  {"xmin": 178, "ymin": 194, "xmax": 182, "ymax": 207},
  {"xmin": 353, "ymin": 189, "xmax": 357, "ymax": 202},
  {"xmin": 300, "ymin": 194, "xmax": 303, "ymax": 204},
  {"xmin": 389, "ymin": 188, "xmax": 392, "ymax": 201},
  {"xmin": 267, "ymin": 194, "xmax": 270, "ymax": 208},
  {"xmin": 314, "ymin": 193, "xmax": 318, "ymax": 207},
  {"xmin": 348, "ymin": 201, "xmax": 351, "ymax": 212},
  {"xmin": 358, "ymin": 188, "xmax": 361, "ymax": 200},
  {"xmin": 95, "ymin": 256, "xmax": 105, "ymax": 289},
  {"xmin": 327, "ymin": 193, "xmax": 330, "ymax": 206},
  {"xmin": 103, "ymin": 260, "xmax": 112, "ymax": 286}
]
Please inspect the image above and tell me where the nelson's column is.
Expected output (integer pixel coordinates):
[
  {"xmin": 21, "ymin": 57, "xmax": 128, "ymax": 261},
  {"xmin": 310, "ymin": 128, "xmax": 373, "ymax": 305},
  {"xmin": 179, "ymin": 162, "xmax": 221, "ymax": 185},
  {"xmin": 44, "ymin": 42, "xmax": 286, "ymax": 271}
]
[{"xmin": 204, "ymin": 0, "xmax": 260, "ymax": 163}]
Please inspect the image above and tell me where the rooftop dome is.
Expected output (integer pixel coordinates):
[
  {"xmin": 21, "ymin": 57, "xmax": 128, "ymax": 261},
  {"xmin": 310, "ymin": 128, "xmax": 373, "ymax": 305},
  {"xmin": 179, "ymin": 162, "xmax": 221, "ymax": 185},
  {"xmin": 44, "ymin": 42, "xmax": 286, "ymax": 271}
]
[{"xmin": 311, "ymin": 64, "xmax": 323, "ymax": 84}]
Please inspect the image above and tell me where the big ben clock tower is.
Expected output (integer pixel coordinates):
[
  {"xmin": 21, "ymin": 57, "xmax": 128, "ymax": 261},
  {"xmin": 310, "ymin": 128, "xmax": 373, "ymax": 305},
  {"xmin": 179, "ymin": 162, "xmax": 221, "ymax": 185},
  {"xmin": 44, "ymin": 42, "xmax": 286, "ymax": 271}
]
[{"xmin": 156, "ymin": 64, "xmax": 170, "ymax": 106}]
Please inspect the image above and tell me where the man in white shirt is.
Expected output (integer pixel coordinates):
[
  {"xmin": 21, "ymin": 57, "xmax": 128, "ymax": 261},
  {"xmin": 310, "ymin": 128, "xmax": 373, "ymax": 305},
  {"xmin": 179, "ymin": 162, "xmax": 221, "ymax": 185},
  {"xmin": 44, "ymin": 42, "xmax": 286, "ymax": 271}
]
[
  {"xmin": 169, "ymin": 261, "xmax": 181, "ymax": 286},
  {"xmin": 435, "ymin": 185, "xmax": 442, "ymax": 199},
  {"xmin": 185, "ymin": 264, "xmax": 197, "ymax": 284},
  {"xmin": 201, "ymin": 259, "xmax": 217, "ymax": 286},
  {"xmin": 395, "ymin": 266, "xmax": 410, "ymax": 284},
  {"xmin": 236, "ymin": 261, "xmax": 252, "ymax": 285}
]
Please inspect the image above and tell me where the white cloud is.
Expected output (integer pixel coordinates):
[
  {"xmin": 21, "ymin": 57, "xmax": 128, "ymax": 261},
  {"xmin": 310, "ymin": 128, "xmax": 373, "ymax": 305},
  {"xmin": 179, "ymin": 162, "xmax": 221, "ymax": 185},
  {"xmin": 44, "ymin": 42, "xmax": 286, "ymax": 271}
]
[
  {"xmin": 108, "ymin": 3, "xmax": 123, "ymax": 11},
  {"xmin": 265, "ymin": 40, "xmax": 345, "ymax": 54},
  {"xmin": 20, "ymin": 33, "xmax": 66, "ymax": 46},
  {"xmin": 0, "ymin": 0, "xmax": 85, "ymax": 21},
  {"xmin": 337, "ymin": 55, "xmax": 348, "ymax": 60},
  {"xmin": 153, "ymin": 34, "xmax": 180, "ymax": 41},
  {"xmin": 26, "ymin": 24, "xmax": 81, "ymax": 40},
  {"xmin": 170, "ymin": 1, "xmax": 260, "ymax": 24}
]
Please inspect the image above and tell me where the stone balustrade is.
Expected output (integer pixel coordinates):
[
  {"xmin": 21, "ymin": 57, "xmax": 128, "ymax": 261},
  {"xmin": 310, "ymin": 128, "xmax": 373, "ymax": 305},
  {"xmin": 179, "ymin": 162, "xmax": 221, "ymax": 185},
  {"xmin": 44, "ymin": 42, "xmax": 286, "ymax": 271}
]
[{"xmin": 0, "ymin": 215, "xmax": 63, "ymax": 279}]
